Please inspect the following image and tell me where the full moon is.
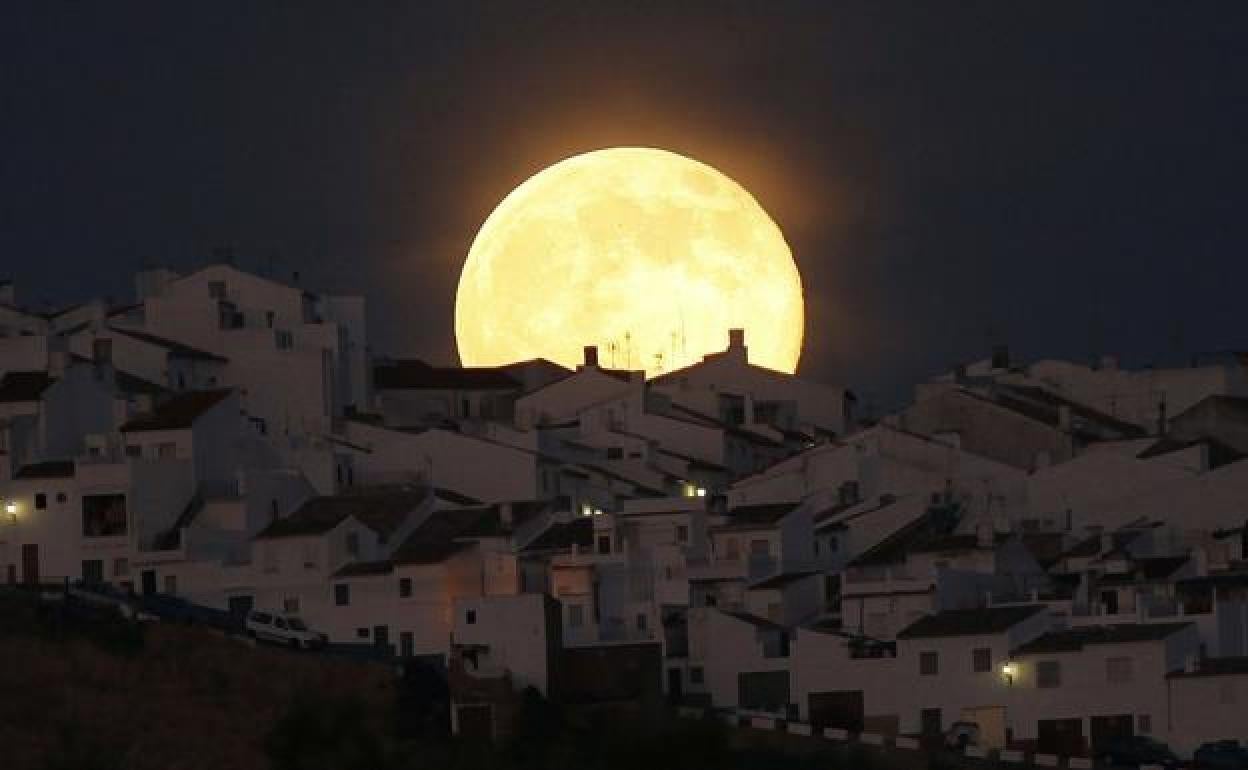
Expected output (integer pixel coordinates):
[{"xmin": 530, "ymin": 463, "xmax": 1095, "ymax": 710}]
[{"xmin": 455, "ymin": 147, "xmax": 804, "ymax": 378}]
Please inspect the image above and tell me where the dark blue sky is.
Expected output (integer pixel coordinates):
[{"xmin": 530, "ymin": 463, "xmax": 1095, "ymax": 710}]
[{"xmin": 3, "ymin": 2, "xmax": 1246, "ymax": 406}]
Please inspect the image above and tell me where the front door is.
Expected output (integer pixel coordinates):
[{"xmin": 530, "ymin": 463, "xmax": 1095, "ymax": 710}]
[
  {"xmin": 809, "ymin": 691, "xmax": 865, "ymax": 732},
  {"xmin": 1090, "ymin": 714, "xmax": 1133, "ymax": 751},
  {"xmin": 962, "ymin": 706, "xmax": 1007, "ymax": 749},
  {"xmin": 21, "ymin": 544, "xmax": 39, "ymax": 585},
  {"xmin": 141, "ymin": 569, "xmax": 157, "ymax": 595},
  {"xmin": 667, "ymin": 668, "xmax": 684, "ymax": 704},
  {"xmin": 1038, "ymin": 718, "xmax": 1084, "ymax": 756}
]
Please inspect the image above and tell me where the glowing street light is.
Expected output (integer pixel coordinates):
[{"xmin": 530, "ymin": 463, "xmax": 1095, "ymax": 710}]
[{"xmin": 1000, "ymin": 661, "xmax": 1017, "ymax": 685}]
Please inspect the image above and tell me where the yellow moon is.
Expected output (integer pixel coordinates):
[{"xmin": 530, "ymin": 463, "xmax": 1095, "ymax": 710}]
[{"xmin": 455, "ymin": 147, "xmax": 803, "ymax": 378}]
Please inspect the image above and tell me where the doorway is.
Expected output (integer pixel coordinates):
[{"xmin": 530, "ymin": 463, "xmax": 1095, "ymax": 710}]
[
  {"xmin": 21, "ymin": 544, "xmax": 39, "ymax": 584},
  {"xmin": 667, "ymin": 667, "xmax": 684, "ymax": 704},
  {"xmin": 141, "ymin": 569, "xmax": 157, "ymax": 595}
]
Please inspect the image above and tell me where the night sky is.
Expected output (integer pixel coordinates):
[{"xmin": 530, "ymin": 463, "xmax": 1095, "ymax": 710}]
[{"xmin": 3, "ymin": 2, "xmax": 1246, "ymax": 407}]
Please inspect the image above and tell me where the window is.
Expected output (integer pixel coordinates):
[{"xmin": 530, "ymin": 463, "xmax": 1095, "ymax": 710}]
[
  {"xmin": 399, "ymin": 577, "xmax": 412, "ymax": 598},
  {"xmin": 569, "ymin": 605, "xmax": 584, "ymax": 628},
  {"xmin": 637, "ymin": 613, "xmax": 648, "ymax": 631},
  {"xmin": 921, "ymin": 708, "xmax": 942, "ymax": 736},
  {"xmin": 606, "ymin": 447, "xmax": 623, "ymax": 460},
  {"xmin": 972, "ymin": 648, "xmax": 992, "ymax": 673},
  {"xmin": 82, "ymin": 494, "xmax": 127, "ymax": 537},
  {"xmin": 163, "ymin": 575, "xmax": 177, "ymax": 595},
  {"xmin": 345, "ymin": 532, "xmax": 360, "ymax": 557},
  {"xmin": 676, "ymin": 525, "xmax": 689, "ymax": 543},
  {"xmin": 334, "ymin": 584, "xmax": 350, "ymax": 606},
  {"xmin": 81, "ymin": 560, "xmax": 104, "ymax": 583},
  {"xmin": 400, "ymin": 632, "xmax": 414, "ymax": 657},
  {"xmin": 35, "ymin": 493, "xmax": 47, "ymax": 510},
  {"xmin": 56, "ymin": 493, "xmax": 67, "ymax": 504},
  {"xmin": 597, "ymin": 535, "xmax": 611, "ymax": 555},
  {"xmin": 1137, "ymin": 714, "xmax": 1151, "ymax": 734},
  {"xmin": 465, "ymin": 609, "xmax": 476, "ymax": 625},
  {"xmin": 461, "ymin": 398, "xmax": 471, "ymax": 417},
  {"xmin": 690, "ymin": 666, "xmax": 704, "ymax": 684},
  {"xmin": 125, "ymin": 445, "xmax": 142, "ymax": 458},
  {"xmin": 1037, "ymin": 660, "xmax": 1061, "ymax": 688},
  {"xmin": 357, "ymin": 627, "xmax": 370, "ymax": 639},
  {"xmin": 275, "ymin": 330, "xmax": 293, "ymax": 350},
  {"xmin": 113, "ymin": 558, "xmax": 129, "ymax": 578},
  {"xmin": 919, "ymin": 651, "xmax": 939, "ymax": 676},
  {"xmin": 157, "ymin": 442, "xmax": 177, "ymax": 459},
  {"xmin": 208, "ymin": 281, "xmax": 226, "ymax": 299},
  {"xmin": 826, "ymin": 536, "xmax": 839, "ymax": 553},
  {"xmin": 1106, "ymin": 656, "xmax": 1133, "ymax": 684},
  {"xmin": 283, "ymin": 597, "xmax": 300, "ymax": 613},
  {"xmin": 265, "ymin": 311, "xmax": 275, "ymax": 328}
]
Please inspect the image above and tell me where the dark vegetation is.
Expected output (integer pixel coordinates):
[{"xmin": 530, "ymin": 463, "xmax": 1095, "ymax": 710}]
[{"xmin": 1, "ymin": 591, "xmax": 898, "ymax": 770}]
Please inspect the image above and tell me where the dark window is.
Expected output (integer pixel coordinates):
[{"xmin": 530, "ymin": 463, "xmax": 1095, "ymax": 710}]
[
  {"xmin": 1037, "ymin": 660, "xmax": 1061, "ymax": 688},
  {"xmin": 399, "ymin": 577, "xmax": 412, "ymax": 598},
  {"xmin": 345, "ymin": 532, "xmax": 360, "ymax": 556},
  {"xmin": 569, "ymin": 605, "xmax": 584, "ymax": 627},
  {"xmin": 973, "ymin": 648, "xmax": 992, "ymax": 673},
  {"xmin": 357, "ymin": 627, "xmax": 369, "ymax": 639},
  {"xmin": 82, "ymin": 494, "xmax": 127, "ymax": 537},
  {"xmin": 334, "ymin": 584, "xmax": 350, "ymax": 606},
  {"xmin": 125, "ymin": 445, "xmax": 142, "ymax": 458},
  {"xmin": 56, "ymin": 493, "xmax": 67, "ymax": 504},
  {"xmin": 35, "ymin": 493, "xmax": 46, "ymax": 510},
  {"xmin": 690, "ymin": 666, "xmax": 704, "ymax": 684},
  {"xmin": 400, "ymin": 632, "xmax": 414, "ymax": 657},
  {"xmin": 461, "ymin": 398, "xmax": 471, "ymax": 417},
  {"xmin": 919, "ymin": 651, "xmax": 939, "ymax": 676},
  {"xmin": 597, "ymin": 535, "xmax": 611, "ymax": 555},
  {"xmin": 607, "ymin": 447, "xmax": 623, "ymax": 459},
  {"xmin": 676, "ymin": 525, "xmax": 689, "ymax": 543},
  {"xmin": 208, "ymin": 281, "xmax": 226, "ymax": 299},
  {"xmin": 921, "ymin": 708, "xmax": 943, "ymax": 736},
  {"xmin": 637, "ymin": 613, "xmax": 648, "ymax": 631},
  {"xmin": 465, "ymin": 609, "xmax": 476, "ymax": 625},
  {"xmin": 81, "ymin": 559, "xmax": 104, "ymax": 583}
]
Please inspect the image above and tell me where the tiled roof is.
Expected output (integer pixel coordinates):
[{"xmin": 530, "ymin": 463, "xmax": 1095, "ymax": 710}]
[
  {"xmin": 1167, "ymin": 656, "xmax": 1248, "ymax": 679},
  {"xmin": 523, "ymin": 517, "xmax": 593, "ymax": 551},
  {"xmin": 0, "ymin": 371, "xmax": 54, "ymax": 403},
  {"xmin": 13, "ymin": 460, "xmax": 75, "ymax": 479},
  {"xmin": 373, "ymin": 359, "xmax": 519, "ymax": 390},
  {"xmin": 897, "ymin": 605, "xmax": 1046, "ymax": 639},
  {"xmin": 712, "ymin": 502, "xmax": 800, "ymax": 532},
  {"xmin": 409, "ymin": 506, "xmax": 505, "ymax": 543},
  {"xmin": 1095, "ymin": 556, "xmax": 1189, "ymax": 586},
  {"xmin": 255, "ymin": 487, "xmax": 426, "ymax": 540},
  {"xmin": 1013, "ymin": 622, "xmax": 1192, "ymax": 655},
  {"xmin": 120, "ymin": 389, "xmax": 233, "ymax": 432},
  {"xmin": 723, "ymin": 610, "xmax": 786, "ymax": 631},
  {"xmin": 109, "ymin": 326, "xmax": 227, "ymax": 362},
  {"xmin": 749, "ymin": 571, "xmax": 819, "ymax": 590}
]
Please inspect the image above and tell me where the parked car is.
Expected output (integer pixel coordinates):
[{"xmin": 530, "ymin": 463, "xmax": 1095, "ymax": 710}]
[
  {"xmin": 245, "ymin": 611, "xmax": 327, "ymax": 649},
  {"xmin": 1195, "ymin": 740, "xmax": 1248, "ymax": 769},
  {"xmin": 944, "ymin": 721, "xmax": 980, "ymax": 750},
  {"xmin": 1094, "ymin": 735, "xmax": 1180, "ymax": 769}
]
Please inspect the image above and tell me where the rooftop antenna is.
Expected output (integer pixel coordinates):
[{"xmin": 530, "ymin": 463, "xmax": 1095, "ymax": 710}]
[
  {"xmin": 608, "ymin": 340, "xmax": 618, "ymax": 368},
  {"xmin": 624, "ymin": 331, "xmax": 632, "ymax": 370}
]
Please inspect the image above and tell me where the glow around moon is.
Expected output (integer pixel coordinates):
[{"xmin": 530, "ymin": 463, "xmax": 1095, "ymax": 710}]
[{"xmin": 455, "ymin": 147, "xmax": 804, "ymax": 378}]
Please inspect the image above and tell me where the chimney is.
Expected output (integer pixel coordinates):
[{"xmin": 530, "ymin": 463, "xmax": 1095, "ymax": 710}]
[
  {"xmin": 727, "ymin": 328, "xmax": 748, "ymax": 363},
  {"xmin": 0, "ymin": 280, "xmax": 13, "ymax": 306},
  {"xmin": 583, "ymin": 345, "xmax": 599, "ymax": 368},
  {"xmin": 991, "ymin": 345, "xmax": 1010, "ymax": 370}
]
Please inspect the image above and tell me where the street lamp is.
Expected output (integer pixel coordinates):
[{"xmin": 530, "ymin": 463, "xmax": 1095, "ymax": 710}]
[
  {"xmin": 1000, "ymin": 661, "xmax": 1017, "ymax": 685},
  {"xmin": 4, "ymin": 501, "xmax": 16, "ymax": 524}
]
